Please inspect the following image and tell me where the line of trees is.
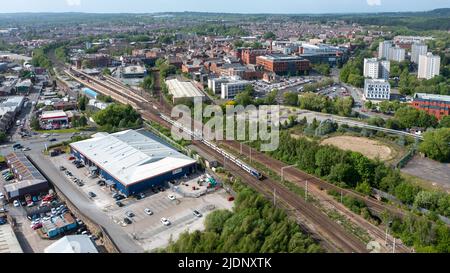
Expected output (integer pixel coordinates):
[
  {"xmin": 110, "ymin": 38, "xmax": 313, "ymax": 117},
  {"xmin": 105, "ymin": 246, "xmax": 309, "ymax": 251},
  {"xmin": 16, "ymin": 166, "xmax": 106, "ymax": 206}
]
[{"xmin": 296, "ymin": 92, "xmax": 355, "ymax": 117}]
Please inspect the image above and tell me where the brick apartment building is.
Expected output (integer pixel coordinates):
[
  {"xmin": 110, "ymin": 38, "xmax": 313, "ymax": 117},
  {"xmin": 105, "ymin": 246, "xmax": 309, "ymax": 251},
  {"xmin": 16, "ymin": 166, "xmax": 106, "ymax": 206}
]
[
  {"xmin": 256, "ymin": 54, "xmax": 310, "ymax": 75},
  {"xmin": 411, "ymin": 93, "xmax": 450, "ymax": 120}
]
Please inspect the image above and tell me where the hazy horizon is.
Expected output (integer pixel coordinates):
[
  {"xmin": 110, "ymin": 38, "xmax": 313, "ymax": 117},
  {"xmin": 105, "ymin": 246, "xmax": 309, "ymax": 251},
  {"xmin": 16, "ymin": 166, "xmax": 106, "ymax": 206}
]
[{"xmin": 0, "ymin": 0, "xmax": 448, "ymax": 14}]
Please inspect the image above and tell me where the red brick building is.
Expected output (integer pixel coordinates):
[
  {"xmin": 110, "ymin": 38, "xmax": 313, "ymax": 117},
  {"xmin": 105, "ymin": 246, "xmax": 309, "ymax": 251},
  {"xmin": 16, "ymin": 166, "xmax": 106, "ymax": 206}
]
[
  {"xmin": 256, "ymin": 54, "xmax": 310, "ymax": 75},
  {"xmin": 241, "ymin": 48, "xmax": 270, "ymax": 65},
  {"xmin": 410, "ymin": 93, "xmax": 450, "ymax": 120}
]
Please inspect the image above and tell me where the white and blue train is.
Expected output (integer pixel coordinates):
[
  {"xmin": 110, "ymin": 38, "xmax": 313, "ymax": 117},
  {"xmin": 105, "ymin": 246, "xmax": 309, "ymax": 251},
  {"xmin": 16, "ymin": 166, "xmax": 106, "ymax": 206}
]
[{"xmin": 160, "ymin": 114, "xmax": 263, "ymax": 180}]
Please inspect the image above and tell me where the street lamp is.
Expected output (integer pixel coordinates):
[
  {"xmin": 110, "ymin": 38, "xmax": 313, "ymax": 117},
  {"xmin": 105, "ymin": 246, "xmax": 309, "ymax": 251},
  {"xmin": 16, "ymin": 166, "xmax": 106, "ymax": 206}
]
[{"xmin": 281, "ymin": 165, "xmax": 296, "ymax": 181}]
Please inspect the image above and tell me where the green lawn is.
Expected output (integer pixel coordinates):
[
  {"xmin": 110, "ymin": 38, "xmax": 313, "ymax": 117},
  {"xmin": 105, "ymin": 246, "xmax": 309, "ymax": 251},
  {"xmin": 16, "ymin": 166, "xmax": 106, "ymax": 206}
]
[{"xmin": 35, "ymin": 128, "xmax": 83, "ymax": 134}]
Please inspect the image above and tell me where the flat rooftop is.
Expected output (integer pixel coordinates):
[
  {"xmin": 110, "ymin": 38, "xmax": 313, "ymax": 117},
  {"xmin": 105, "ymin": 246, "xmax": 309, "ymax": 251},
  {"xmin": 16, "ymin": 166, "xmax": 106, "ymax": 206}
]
[
  {"xmin": 258, "ymin": 54, "xmax": 305, "ymax": 62},
  {"xmin": 165, "ymin": 78, "xmax": 205, "ymax": 99},
  {"xmin": 70, "ymin": 129, "xmax": 196, "ymax": 186},
  {"xmin": 0, "ymin": 224, "xmax": 23, "ymax": 253},
  {"xmin": 414, "ymin": 93, "xmax": 450, "ymax": 103}
]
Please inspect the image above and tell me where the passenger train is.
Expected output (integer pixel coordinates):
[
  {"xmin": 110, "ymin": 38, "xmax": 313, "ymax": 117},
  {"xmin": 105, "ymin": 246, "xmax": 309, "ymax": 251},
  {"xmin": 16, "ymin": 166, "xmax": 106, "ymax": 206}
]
[{"xmin": 160, "ymin": 114, "xmax": 263, "ymax": 180}]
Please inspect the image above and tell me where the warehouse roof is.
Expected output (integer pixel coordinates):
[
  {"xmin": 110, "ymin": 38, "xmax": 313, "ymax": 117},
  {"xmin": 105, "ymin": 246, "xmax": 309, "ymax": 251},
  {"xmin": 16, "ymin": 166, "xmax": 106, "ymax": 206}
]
[
  {"xmin": 0, "ymin": 224, "xmax": 23, "ymax": 253},
  {"xmin": 165, "ymin": 78, "xmax": 205, "ymax": 99},
  {"xmin": 44, "ymin": 235, "xmax": 98, "ymax": 253},
  {"xmin": 70, "ymin": 129, "xmax": 196, "ymax": 186},
  {"xmin": 40, "ymin": 110, "xmax": 68, "ymax": 120}
]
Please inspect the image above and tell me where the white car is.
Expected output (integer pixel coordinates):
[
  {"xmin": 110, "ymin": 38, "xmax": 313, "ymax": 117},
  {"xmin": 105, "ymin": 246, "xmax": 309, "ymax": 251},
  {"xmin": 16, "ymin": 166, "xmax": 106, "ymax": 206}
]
[
  {"xmin": 13, "ymin": 200, "xmax": 20, "ymax": 207},
  {"xmin": 21, "ymin": 147, "xmax": 31, "ymax": 151},
  {"xmin": 144, "ymin": 208, "xmax": 153, "ymax": 215},
  {"xmin": 167, "ymin": 194, "xmax": 176, "ymax": 201},
  {"xmin": 161, "ymin": 218, "xmax": 171, "ymax": 226}
]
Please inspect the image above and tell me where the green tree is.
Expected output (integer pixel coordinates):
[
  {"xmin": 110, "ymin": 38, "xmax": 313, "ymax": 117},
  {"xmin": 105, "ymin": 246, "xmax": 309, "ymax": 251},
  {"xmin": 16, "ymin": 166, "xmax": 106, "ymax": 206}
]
[
  {"xmin": 30, "ymin": 117, "xmax": 40, "ymax": 130},
  {"xmin": 263, "ymin": 32, "xmax": 276, "ymax": 40},
  {"xmin": 78, "ymin": 95, "xmax": 89, "ymax": 111},
  {"xmin": 439, "ymin": 116, "xmax": 450, "ymax": 128},
  {"xmin": 419, "ymin": 128, "xmax": 450, "ymax": 162},
  {"xmin": 283, "ymin": 91, "xmax": 299, "ymax": 106},
  {"xmin": 0, "ymin": 132, "xmax": 7, "ymax": 143}
]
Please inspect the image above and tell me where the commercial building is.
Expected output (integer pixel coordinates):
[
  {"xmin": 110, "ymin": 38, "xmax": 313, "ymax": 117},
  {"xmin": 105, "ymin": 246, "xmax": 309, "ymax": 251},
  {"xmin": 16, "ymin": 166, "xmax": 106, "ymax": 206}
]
[
  {"xmin": 0, "ymin": 96, "xmax": 24, "ymax": 132},
  {"xmin": 256, "ymin": 54, "xmax": 310, "ymax": 75},
  {"xmin": 208, "ymin": 77, "xmax": 231, "ymax": 95},
  {"xmin": 363, "ymin": 58, "xmax": 390, "ymax": 80},
  {"xmin": 39, "ymin": 110, "xmax": 69, "ymax": 130},
  {"xmin": 241, "ymin": 48, "xmax": 269, "ymax": 65},
  {"xmin": 15, "ymin": 79, "xmax": 32, "ymax": 94},
  {"xmin": 3, "ymin": 152, "xmax": 49, "ymax": 200},
  {"xmin": 411, "ymin": 93, "xmax": 450, "ymax": 120},
  {"xmin": 411, "ymin": 43, "xmax": 428, "ymax": 64},
  {"xmin": 165, "ymin": 78, "xmax": 205, "ymax": 104},
  {"xmin": 44, "ymin": 235, "xmax": 98, "ymax": 253},
  {"xmin": 418, "ymin": 53, "xmax": 441, "ymax": 80},
  {"xmin": 364, "ymin": 79, "xmax": 391, "ymax": 101},
  {"xmin": 388, "ymin": 47, "xmax": 405, "ymax": 62},
  {"xmin": 298, "ymin": 43, "xmax": 349, "ymax": 66},
  {"xmin": 41, "ymin": 213, "xmax": 78, "ymax": 239},
  {"xmin": 0, "ymin": 224, "xmax": 23, "ymax": 253},
  {"xmin": 69, "ymin": 129, "xmax": 197, "ymax": 196},
  {"xmin": 220, "ymin": 79, "xmax": 252, "ymax": 99},
  {"xmin": 378, "ymin": 41, "xmax": 392, "ymax": 59},
  {"xmin": 122, "ymin": 65, "xmax": 147, "ymax": 78}
]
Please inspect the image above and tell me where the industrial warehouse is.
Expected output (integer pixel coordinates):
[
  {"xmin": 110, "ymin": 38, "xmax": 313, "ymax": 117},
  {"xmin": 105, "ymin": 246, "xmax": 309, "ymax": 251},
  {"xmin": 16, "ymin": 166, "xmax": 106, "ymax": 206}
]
[{"xmin": 69, "ymin": 129, "xmax": 197, "ymax": 196}]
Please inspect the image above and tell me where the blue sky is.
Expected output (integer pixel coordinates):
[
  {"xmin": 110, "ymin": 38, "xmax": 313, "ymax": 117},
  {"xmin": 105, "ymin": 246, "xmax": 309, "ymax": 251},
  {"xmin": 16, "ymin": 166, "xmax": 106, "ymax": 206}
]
[{"xmin": 1, "ymin": 0, "xmax": 449, "ymax": 13}]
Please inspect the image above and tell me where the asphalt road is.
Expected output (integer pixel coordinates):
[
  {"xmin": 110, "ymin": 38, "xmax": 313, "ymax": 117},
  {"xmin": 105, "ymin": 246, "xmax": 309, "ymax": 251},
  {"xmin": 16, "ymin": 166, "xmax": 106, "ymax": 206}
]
[{"xmin": 27, "ymin": 152, "xmax": 143, "ymax": 253}]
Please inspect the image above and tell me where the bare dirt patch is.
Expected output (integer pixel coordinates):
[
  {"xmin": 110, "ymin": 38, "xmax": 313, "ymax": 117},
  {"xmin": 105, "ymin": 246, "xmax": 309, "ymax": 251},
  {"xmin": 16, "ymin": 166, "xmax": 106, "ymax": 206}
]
[{"xmin": 321, "ymin": 136, "xmax": 393, "ymax": 161}]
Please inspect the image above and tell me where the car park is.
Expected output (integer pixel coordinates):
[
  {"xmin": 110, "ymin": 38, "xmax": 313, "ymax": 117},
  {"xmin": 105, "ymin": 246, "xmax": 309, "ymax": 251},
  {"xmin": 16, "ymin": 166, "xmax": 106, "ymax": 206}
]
[
  {"xmin": 161, "ymin": 217, "xmax": 171, "ymax": 226},
  {"xmin": 144, "ymin": 208, "xmax": 153, "ymax": 215}
]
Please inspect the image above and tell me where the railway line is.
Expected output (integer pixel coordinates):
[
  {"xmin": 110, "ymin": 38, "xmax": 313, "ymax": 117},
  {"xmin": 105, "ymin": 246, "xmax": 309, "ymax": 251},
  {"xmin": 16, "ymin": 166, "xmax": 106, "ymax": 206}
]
[
  {"xmin": 63, "ymin": 67, "xmax": 417, "ymax": 252},
  {"xmin": 220, "ymin": 140, "xmax": 406, "ymax": 218},
  {"xmin": 64, "ymin": 67, "xmax": 370, "ymax": 252}
]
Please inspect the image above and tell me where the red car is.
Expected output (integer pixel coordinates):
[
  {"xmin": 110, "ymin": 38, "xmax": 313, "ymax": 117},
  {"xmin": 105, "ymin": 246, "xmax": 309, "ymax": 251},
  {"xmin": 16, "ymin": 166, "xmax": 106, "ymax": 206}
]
[
  {"xmin": 31, "ymin": 222, "xmax": 42, "ymax": 230},
  {"xmin": 69, "ymin": 156, "xmax": 75, "ymax": 160}
]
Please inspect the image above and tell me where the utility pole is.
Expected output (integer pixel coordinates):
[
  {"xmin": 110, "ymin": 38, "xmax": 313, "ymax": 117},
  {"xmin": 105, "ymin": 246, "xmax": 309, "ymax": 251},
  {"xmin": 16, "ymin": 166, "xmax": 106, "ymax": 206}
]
[
  {"xmin": 392, "ymin": 238, "xmax": 396, "ymax": 253},
  {"xmin": 305, "ymin": 180, "xmax": 308, "ymax": 201},
  {"xmin": 273, "ymin": 188, "xmax": 276, "ymax": 206}
]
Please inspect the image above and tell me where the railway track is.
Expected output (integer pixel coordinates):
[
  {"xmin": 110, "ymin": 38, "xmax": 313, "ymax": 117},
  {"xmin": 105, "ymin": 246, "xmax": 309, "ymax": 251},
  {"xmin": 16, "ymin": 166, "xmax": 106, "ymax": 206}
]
[
  {"xmin": 190, "ymin": 140, "xmax": 368, "ymax": 253},
  {"xmin": 64, "ymin": 69, "xmax": 375, "ymax": 252},
  {"xmin": 220, "ymin": 140, "xmax": 406, "ymax": 218}
]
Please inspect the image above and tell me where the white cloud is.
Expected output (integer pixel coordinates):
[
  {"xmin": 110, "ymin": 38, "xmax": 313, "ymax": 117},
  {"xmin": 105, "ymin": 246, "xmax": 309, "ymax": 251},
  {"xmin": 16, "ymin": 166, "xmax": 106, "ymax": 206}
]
[
  {"xmin": 366, "ymin": 0, "xmax": 381, "ymax": 6},
  {"xmin": 66, "ymin": 0, "xmax": 81, "ymax": 7}
]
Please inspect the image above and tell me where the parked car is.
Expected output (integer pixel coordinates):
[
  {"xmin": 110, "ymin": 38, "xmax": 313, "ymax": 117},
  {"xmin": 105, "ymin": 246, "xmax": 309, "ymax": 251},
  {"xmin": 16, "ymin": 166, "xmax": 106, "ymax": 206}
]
[
  {"xmin": 88, "ymin": 192, "xmax": 96, "ymax": 198},
  {"xmin": 123, "ymin": 217, "xmax": 132, "ymax": 225},
  {"xmin": 0, "ymin": 218, "xmax": 7, "ymax": 225},
  {"xmin": 139, "ymin": 193, "xmax": 146, "ymax": 199},
  {"xmin": 49, "ymin": 138, "xmax": 57, "ymax": 142},
  {"xmin": 59, "ymin": 166, "xmax": 66, "ymax": 171},
  {"xmin": 144, "ymin": 208, "xmax": 153, "ymax": 215},
  {"xmin": 193, "ymin": 210, "xmax": 202, "ymax": 217},
  {"xmin": 21, "ymin": 147, "xmax": 31, "ymax": 152},
  {"xmin": 167, "ymin": 194, "xmax": 176, "ymax": 201},
  {"xmin": 115, "ymin": 195, "xmax": 125, "ymax": 201},
  {"xmin": 161, "ymin": 217, "xmax": 171, "ymax": 226},
  {"xmin": 116, "ymin": 201, "xmax": 124, "ymax": 207},
  {"xmin": 13, "ymin": 200, "xmax": 20, "ymax": 207},
  {"xmin": 125, "ymin": 211, "xmax": 135, "ymax": 218},
  {"xmin": 76, "ymin": 219, "xmax": 83, "ymax": 226}
]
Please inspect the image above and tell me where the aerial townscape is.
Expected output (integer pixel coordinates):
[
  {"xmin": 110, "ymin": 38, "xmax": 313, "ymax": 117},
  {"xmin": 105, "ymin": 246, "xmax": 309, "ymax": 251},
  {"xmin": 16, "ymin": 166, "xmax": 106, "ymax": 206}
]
[{"xmin": 0, "ymin": 0, "xmax": 449, "ymax": 260}]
